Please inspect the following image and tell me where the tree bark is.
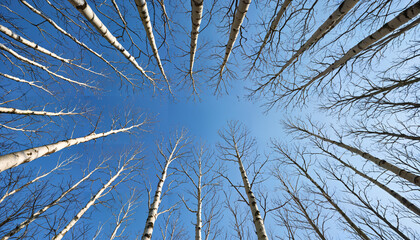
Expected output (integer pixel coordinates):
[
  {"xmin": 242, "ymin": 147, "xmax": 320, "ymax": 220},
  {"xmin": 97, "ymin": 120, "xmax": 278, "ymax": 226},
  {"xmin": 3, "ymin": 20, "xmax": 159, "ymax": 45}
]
[{"xmin": 0, "ymin": 123, "xmax": 143, "ymax": 172}]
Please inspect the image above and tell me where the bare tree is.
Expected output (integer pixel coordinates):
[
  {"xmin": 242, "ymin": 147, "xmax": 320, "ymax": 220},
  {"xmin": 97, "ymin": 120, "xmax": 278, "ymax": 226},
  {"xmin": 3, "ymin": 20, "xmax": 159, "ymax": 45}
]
[
  {"xmin": 0, "ymin": 117, "xmax": 147, "ymax": 172},
  {"xmin": 177, "ymin": 143, "xmax": 221, "ymax": 240},
  {"xmin": 1, "ymin": 157, "xmax": 108, "ymax": 240},
  {"xmin": 217, "ymin": 121, "xmax": 268, "ymax": 240},
  {"xmin": 141, "ymin": 130, "xmax": 189, "ymax": 240},
  {"xmin": 52, "ymin": 151, "xmax": 142, "ymax": 240}
]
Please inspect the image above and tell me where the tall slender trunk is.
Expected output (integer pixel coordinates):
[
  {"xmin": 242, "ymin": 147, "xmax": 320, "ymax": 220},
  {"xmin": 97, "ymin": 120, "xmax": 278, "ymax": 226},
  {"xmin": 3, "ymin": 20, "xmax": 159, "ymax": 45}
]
[
  {"xmin": 196, "ymin": 165, "xmax": 202, "ymax": 240},
  {"xmin": 134, "ymin": 0, "xmax": 169, "ymax": 90},
  {"xmin": 0, "ymin": 72, "xmax": 52, "ymax": 94},
  {"xmin": 0, "ymin": 107, "xmax": 78, "ymax": 116},
  {"xmin": 292, "ymin": 125, "xmax": 420, "ymax": 187},
  {"xmin": 234, "ymin": 145, "xmax": 268, "ymax": 240},
  {"xmin": 298, "ymin": 2, "xmax": 420, "ymax": 91},
  {"xmin": 320, "ymin": 147, "xmax": 420, "ymax": 216},
  {"xmin": 19, "ymin": 0, "xmax": 132, "ymax": 84},
  {"xmin": 53, "ymin": 164, "xmax": 127, "ymax": 240},
  {"xmin": 67, "ymin": 0, "xmax": 155, "ymax": 86},
  {"xmin": 0, "ymin": 43, "xmax": 94, "ymax": 89},
  {"xmin": 253, "ymin": 0, "xmax": 292, "ymax": 63},
  {"xmin": 331, "ymin": 172, "xmax": 411, "ymax": 240},
  {"xmin": 219, "ymin": 0, "xmax": 251, "ymax": 76},
  {"xmin": 1, "ymin": 166, "xmax": 98, "ymax": 240},
  {"xmin": 0, "ymin": 24, "xmax": 102, "ymax": 76},
  {"xmin": 277, "ymin": 175, "xmax": 327, "ymax": 240},
  {"xmin": 0, "ymin": 123, "xmax": 143, "ymax": 172},
  {"xmin": 270, "ymin": 0, "xmax": 358, "ymax": 81},
  {"xmin": 189, "ymin": 0, "xmax": 204, "ymax": 77},
  {"xmin": 278, "ymin": 148, "xmax": 370, "ymax": 239},
  {"xmin": 141, "ymin": 160, "xmax": 170, "ymax": 240}
]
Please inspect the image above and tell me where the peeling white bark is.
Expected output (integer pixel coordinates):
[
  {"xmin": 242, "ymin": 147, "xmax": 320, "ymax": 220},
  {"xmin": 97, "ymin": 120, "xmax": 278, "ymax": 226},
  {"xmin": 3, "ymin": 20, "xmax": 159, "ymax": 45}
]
[
  {"xmin": 141, "ymin": 160, "xmax": 170, "ymax": 240},
  {"xmin": 0, "ymin": 123, "xmax": 144, "ymax": 172},
  {"xmin": 189, "ymin": 0, "xmax": 204, "ymax": 76},
  {"xmin": 19, "ymin": 0, "xmax": 132, "ymax": 84},
  {"xmin": 323, "ymin": 149, "xmax": 420, "ymax": 216},
  {"xmin": 233, "ymin": 144, "xmax": 267, "ymax": 240},
  {"xmin": 297, "ymin": 127, "xmax": 420, "ymax": 187}
]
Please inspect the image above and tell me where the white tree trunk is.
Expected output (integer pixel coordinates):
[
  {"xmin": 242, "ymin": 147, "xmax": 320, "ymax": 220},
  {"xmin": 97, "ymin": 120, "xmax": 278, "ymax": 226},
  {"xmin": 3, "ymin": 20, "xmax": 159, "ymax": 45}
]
[
  {"xmin": 134, "ymin": 0, "xmax": 169, "ymax": 87},
  {"xmin": 0, "ymin": 72, "xmax": 52, "ymax": 94},
  {"xmin": 0, "ymin": 122, "xmax": 143, "ymax": 172},
  {"xmin": 0, "ymin": 24, "xmax": 102, "ymax": 76},
  {"xmin": 219, "ymin": 0, "xmax": 251, "ymax": 76},
  {"xmin": 0, "ymin": 166, "xmax": 98, "ymax": 240},
  {"xmin": 0, "ymin": 107, "xmax": 78, "ymax": 116},
  {"xmin": 300, "ymin": 2, "xmax": 420, "ymax": 91},
  {"xmin": 195, "ymin": 169, "xmax": 202, "ymax": 240},
  {"xmin": 141, "ymin": 160, "xmax": 170, "ymax": 240},
  {"xmin": 67, "ymin": 0, "xmax": 155, "ymax": 86},
  {"xmin": 20, "ymin": 0, "xmax": 132, "ymax": 84},
  {"xmin": 323, "ymin": 149, "xmax": 420, "ymax": 216},
  {"xmin": 189, "ymin": 0, "xmax": 204, "ymax": 75},
  {"xmin": 296, "ymin": 126, "xmax": 420, "ymax": 187},
  {"xmin": 235, "ymin": 152, "xmax": 268, "ymax": 240},
  {"xmin": 52, "ymin": 164, "xmax": 126, "ymax": 240},
  {"xmin": 272, "ymin": 0, "xmax": 358, "ymax": 79}
]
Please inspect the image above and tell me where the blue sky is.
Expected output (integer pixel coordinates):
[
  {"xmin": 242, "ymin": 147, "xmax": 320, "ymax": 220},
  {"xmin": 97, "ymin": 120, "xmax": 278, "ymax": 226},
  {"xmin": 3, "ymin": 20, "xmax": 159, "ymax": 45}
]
[{"xmin": 1, "ymin": 0, "xmax": 418, "ymax": 239}]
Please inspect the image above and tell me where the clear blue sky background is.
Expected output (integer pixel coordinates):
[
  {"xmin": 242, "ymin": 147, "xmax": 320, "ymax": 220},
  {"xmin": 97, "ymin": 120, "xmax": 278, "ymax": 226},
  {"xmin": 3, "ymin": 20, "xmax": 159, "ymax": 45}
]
[{"xmin": 1, "ymin": 0, "xmax": 417, "ymax": 238}]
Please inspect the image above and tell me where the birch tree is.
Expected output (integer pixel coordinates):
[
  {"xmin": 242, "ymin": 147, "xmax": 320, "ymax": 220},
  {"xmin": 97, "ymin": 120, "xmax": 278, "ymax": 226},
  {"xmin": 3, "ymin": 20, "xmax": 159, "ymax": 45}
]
[
  {"xmin": 0, "ymin": 118, "xmax": 146, "ymax": 172},
  {"xmin": 0, "ymin": 158, "xmax": 107, "ymax": 240},
  {"xmin": 217, "ymin": 121, "xmax": 268, "ymax": 240},
  {"xmin": 280, "ymin": 2, "xmax": 420, "ymax": 103},
  {"xmin": 134, "ymin": 0, "xmax": 170, "ymax": 90},
  {"xmin": 52, "ymin": 151, "xmax": 141, "ymax": 240},
  {"xmin": 273, "ymin": 144, "xmax": 370, "ymax": 240},
  {"xmin": 67, "ymin": 0, "xmax": 156, "ymax": 87},
  {"xmin": 214, "ymin": 0, "xmax": 251, "ymax": 92},
  {"xmin": 285, "ymin": 120, "xmax": 420, "ymax": 187},
  {"xmin": 178, "ymin": 143, "xmax": 221, "ymax": 240},
  {"xmin": 141, "ymin": 130, "xmax": 189, "ymax": 240}
]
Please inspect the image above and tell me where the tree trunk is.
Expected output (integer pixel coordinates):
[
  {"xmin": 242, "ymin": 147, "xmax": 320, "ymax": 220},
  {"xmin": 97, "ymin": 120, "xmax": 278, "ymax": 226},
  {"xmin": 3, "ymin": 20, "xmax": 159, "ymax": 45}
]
[
  {"xmin": 67, "ymin": 0, "xmax": 155, "ymax": 86},
  {"xmin": 235, "ymin": 147, "xmax": 268, "ymax": 240},
  {"xmin": 293, "ymin": 125, "xmax": 420, "ymax": 187},
  {"xmin": 52, "ymin": 164, "xmax": 127, "ymax": 240},
  {"xmin": 320, "ymin": 147, "xmax": 420, "ymax": 216},
  {"xmin": 299, "ymin": 2, "xmax": 420, "ymax": 91},
  {"xmin": 1, "ymin": 166, "xmax": 98, "ymax": 240},
  {"xmin": 0, "ymin": 123, "xmax": 143, "ymax": 172},
  {"xmin": 141, "ymin": 160, "xmax": 170, "ymax": 240}
]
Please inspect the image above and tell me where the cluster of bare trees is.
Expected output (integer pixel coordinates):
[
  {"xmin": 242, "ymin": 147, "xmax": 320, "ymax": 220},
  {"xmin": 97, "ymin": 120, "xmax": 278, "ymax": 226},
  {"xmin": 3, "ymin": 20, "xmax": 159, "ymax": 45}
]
[{"xmin": 1, "ymin": 0, "xmax": 419, "ymax": 239}]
